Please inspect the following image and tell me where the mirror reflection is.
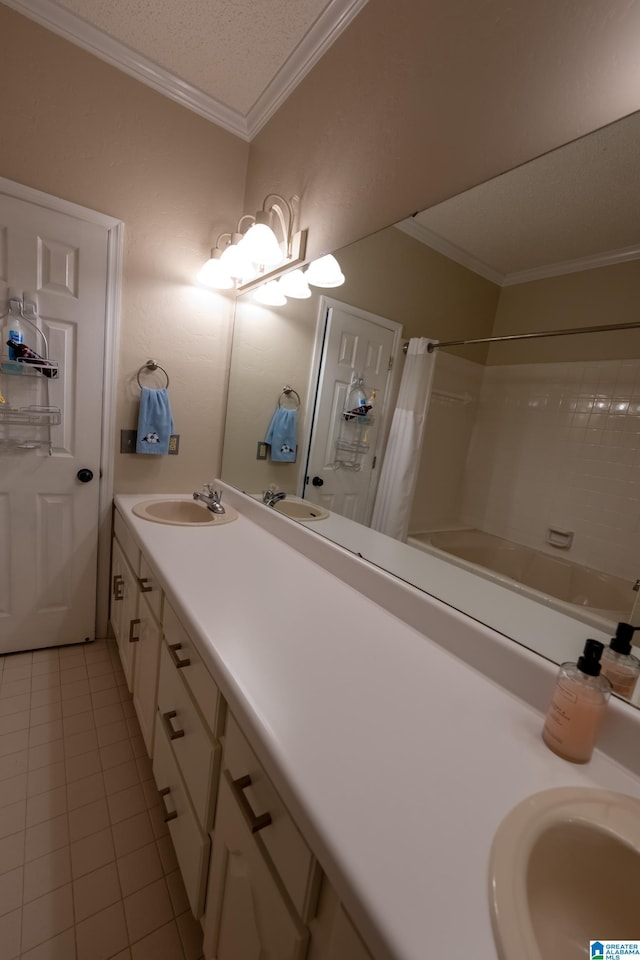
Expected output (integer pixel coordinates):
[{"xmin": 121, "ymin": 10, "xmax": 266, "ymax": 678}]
[{"xmin": 221, "ymin": 111, "xmax": 640, "ymax": 706}]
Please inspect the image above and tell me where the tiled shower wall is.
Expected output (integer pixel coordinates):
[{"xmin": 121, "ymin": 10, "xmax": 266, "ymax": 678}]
[{"xmin": 411, "ymin": 354, "xmax": 640, "ymax": 581}]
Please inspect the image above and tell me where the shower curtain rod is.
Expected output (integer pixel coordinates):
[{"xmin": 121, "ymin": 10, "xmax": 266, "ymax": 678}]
[{"xmin": 420, "ymin": 319, "xmax": 640, "ymax": 353}]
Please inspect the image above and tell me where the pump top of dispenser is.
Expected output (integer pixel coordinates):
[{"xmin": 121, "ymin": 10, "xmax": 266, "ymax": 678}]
[
  {"xmin": 577, "ymin": 639, "xmax": 605, "ymax": 676},
  {"xmin": 609, "ymin": 622, "xmax": 639, "ymax": 655}
]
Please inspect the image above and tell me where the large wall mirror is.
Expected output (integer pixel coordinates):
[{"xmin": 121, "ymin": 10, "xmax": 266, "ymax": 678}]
[{"xmin": 221, "ymin": 110, "xmax": 640, "ymax": 707}]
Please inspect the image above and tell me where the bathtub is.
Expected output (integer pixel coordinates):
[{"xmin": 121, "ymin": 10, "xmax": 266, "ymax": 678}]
[{"xmin": 407, "ymin": 528, "xmax": 634, "ymax": 630}]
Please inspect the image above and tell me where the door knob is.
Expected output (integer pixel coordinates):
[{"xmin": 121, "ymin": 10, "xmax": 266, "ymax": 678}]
[
  {"xmin": 77, "ymin": 468, "xmax": 94, "ymax": 483},
  {"xmin": 312, "ymin": 476, "xmax": 324, "ymax": 487}
]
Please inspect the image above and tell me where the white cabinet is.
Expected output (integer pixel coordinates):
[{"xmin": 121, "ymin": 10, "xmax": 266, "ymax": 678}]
[
  {"xmin": 153, "ymin": 709, "xmax": 211, "ymax": 917},
  {"xmin": 151, "ymin": 599, "xmax": 223, "ymax": 918},
  {"xmin": 202, "ymin": 710, "xmax": 319, "ymax": 960},
  {"xmin": 112, "ymin": 506, "xmax": 377, "ymax": 960},
  {"xmin": 109, "ymin": 536, "xmax": 139, "ymax": 691},
  {"xmin": 132, "ymin": 588, "xmax": 162, "ymax": 756},
  {"xmin": 203, "ymin": 771, "xmax": 309, "ymax": 960},
  {"xmin": 308, "ymin": 880, "xmax": 375, "ymax": 960}
]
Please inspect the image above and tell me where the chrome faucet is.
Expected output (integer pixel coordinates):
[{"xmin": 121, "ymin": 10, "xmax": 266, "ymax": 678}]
[
  {"xmin": 193, "ymin": 483, "xmax": 225, "ymax": 514},
  {"xmin": 262, "ymin": 485, "xmax": 286, "ymax": 508}
]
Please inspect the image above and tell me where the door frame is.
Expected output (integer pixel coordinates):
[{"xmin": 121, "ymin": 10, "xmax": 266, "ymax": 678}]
[
  {"xmin": 300, "ymin": 296, "xmax": 403, "ymax": 513},
  {"xmin": 0, "ymin": 176, "xmax": 123, "ymax": 639}
]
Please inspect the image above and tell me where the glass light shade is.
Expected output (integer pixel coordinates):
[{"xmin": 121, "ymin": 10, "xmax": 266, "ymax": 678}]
[
  {"xmin": 197, "ymin": 254, "xmax": 233, "ymax": 289},
  {"xmin": 253, "ymin": 281, "xmax": 287, "ymax": 306},
  {"xmin": 305, "ymin": 254, "xmax": 345, "ymax": 288},
  {"xmin": 219, "ymin": 242, "xmax": 255, "ymax": 282},
  {"xmin": 278, "ymin": 269, "xmax": 311, "ymax": 299},
  {"xmin": 238, "ymin": 222, "xmax": 284, "ymax": 268}
]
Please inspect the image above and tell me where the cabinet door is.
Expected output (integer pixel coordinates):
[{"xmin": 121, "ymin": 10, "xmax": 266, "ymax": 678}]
[
  {"xmin": 307, "ymin": 879, "xmax": 374, "ymax": 960},
  {"xmin": 153, "ymin": 713, "xmax": 210, "ymax": 918},
  {"xmin": 132, "ymin": 591, "xmax": 162, "ymax": 757},
  {"xmin": 203, "ymin": 772, "xmax": 308, "ymax": 960},
  {"xmin": 110, "ymin": 537, "xmax": 138, "ymax": 691}
]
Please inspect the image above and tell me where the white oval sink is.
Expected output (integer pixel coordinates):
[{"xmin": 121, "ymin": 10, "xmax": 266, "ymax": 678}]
[
  {"xmin": 132, "ymin": 498, "xmax": 237, "ymax": 526},
  {"xmin": 273, "ymin": 497, "xmax": 329, "ymax": 521},
  {"xmin": 490, "ymin": 787, "xmax": 640, "ymax": 960}
]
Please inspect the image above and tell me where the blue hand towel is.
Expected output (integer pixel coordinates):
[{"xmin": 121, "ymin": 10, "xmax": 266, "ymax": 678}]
[
  {"xmin": 264, "ymin": 407, "xmax": 297, "ymax": 462},
  {"xmin": 136, "ymin": 387, "xmax": 174, "ymax": 455}
]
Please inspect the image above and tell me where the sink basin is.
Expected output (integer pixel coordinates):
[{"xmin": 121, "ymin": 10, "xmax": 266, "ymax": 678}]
[
  {"xmin": 273, "ymin": 497, "xmax": 329, "ymax": 521},
  {"xmin": 490, "ymin": 787, "xmax": 640, "ymax": 960},
  {"xmin": 132, "ymin": 498, "xmax": 237, "ymax": 526}
]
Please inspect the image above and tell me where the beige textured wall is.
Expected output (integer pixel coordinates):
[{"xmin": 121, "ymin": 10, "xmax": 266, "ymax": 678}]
[
  {"xmin": 246, "ymin": 0, "xmax": 640, "ymax": 262},
  {"xmin": 0, "ymin": 5, "xmax": 248, "ymax": 493},
  {"xmin": 336, "ymin": 228, "xmax": 499, "ymax": 363},
  {"xmin": 488, "ymin": 260, "xmax": 640, "ymax": 364}
]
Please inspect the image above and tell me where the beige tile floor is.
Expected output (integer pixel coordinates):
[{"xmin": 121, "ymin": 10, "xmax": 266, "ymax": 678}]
[{"xmin": 0, "ymin": 639, "xmax": 204, "ymax": 960}]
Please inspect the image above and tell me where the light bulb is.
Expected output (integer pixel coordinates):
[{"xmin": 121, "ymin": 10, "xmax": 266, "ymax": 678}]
[
  {"xmin": 197, "ymin": 253, "xmax": 233, "ymax": 289},
  {"xmin": 305, "ymin": 254, "xmax": 345, "ymax": 288},
  {"xmin": 278, "ymin": 269, "xmax": 311, "ymax": 299},
  {"xmin": 254, "ymin": 281, "xmax": 287, "ymax": 306},
  {"xmin": 238, "ymin": 223, "xmax": 284, "ymax": 268}
]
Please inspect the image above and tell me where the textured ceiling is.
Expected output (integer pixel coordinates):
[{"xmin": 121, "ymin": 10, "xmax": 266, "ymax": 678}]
[
  {"xmin": 53, "ymin": 0, "xmax": 332, "ymax": 113},
  {"xmin": 404, "ymin": 110, "xmax": 640, "ymax": 283},
  {"xmin": 4, "ymin": 0, "xmax": 366, "ymax": 136}
]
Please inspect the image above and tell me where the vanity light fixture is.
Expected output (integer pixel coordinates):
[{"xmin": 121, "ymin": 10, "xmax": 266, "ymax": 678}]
[{"xmin": 198, "ymin": 194, "xmax": 309, "ymax": 293}]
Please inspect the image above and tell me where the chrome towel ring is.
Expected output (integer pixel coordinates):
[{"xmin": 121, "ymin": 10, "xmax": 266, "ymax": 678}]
[
  {"xmin": 278, "ymin": 385, "xmax": 300, "ymax": 408},
  {"xmin": 137, "ymin": 359, "xmax": 170, "ymax": 389}
]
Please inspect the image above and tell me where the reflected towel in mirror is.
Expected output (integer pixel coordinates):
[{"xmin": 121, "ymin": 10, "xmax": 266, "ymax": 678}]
[{"xmin": 264, "ymin": 407, "xmax": 297, "ymax": 462}]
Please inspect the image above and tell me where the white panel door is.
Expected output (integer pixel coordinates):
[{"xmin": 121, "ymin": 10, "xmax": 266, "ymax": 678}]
[
  {"xmin": 305, "ymin": 302, "xmax": 401, "ymax": 525},
  {"xmin": 0, "ymin": 193, "xmax": 108, "ymax": 652}
]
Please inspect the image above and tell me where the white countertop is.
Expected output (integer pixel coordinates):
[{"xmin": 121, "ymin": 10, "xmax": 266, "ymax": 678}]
[{"xmin": 114, "ymin": 489, "xmax": 640, "ymax": 960}]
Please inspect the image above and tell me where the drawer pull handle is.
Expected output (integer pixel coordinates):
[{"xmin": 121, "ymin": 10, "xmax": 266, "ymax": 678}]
[
  {"xmin": 112, "ymin": 574, "xmax": 124, "ymax": 600},
  {"xmin": 231, "ymin": 774, "xmax": 272, "ymax": 834},
  {"xmin": 137, "ymin": 576, "xmax": 153, "ymax": 593},
  {"xmin": 159, "ymin": 786, "xmax": 178, "ymax": 822},
  {"xmin": 161, "ymin": 709, "xmax": 185, "ymax": 741},
  {"xmin": 168, "ymin": 643, "xmax": 191, "ymax": 669},
  {"xmin": 128, "ymin": 618, "xmax": 141, "ymax": 643}
]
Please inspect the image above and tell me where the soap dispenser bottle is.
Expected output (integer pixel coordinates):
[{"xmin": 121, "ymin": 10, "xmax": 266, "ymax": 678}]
[
  {"xmin": 541, "ymin": 639, "xmax": 611, "ymax": 763},
  {"xmin": 600, "ymin": 622, "xmax": 640, "ymax": 699}
]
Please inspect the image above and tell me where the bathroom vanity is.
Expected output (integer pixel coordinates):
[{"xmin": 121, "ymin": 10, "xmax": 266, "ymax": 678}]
[{"xmin": 111, "ymin": 485, "xmax": 640, "ymax": 960}]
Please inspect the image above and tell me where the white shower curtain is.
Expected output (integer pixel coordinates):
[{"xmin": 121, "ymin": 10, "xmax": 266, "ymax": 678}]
[{"xmin": 370, "ymin": 337, "xmax": 437, "ymax": 540}]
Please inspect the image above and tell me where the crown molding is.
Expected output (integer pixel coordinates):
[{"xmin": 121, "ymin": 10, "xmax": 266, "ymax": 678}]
[
  {"xmin": 501, "ymin": 244, "xmax": 640, "ymax": 286},
  {"xmin": 396, "ymin": 218, "xmax": 640, "ymax": 287},
  {"xmin": 395, "ymin": 217, "xmax": 505, "ymax": 286},
  {"xmin": 245, "ymin": 0, "xmax": 369, "ymax": 138},
  {"xmin": 3, "ymin": 0, "xmax": 368, "ymax": 142}
]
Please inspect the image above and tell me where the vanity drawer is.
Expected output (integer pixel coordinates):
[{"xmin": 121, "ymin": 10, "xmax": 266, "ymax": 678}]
[
  {"xmin": 113, "ymin": 508, "xmax": 141, "ymax": 575},
  {"xmin": 163, "ymin": 601, "xmax": 221, "ymax": 736},
  {"xmin": 157, "ymin": 639, "xmax": 220, "ymax": 831},
  {"xmin": 223, "ymin": 711, "xmax": 319, "ymax": 921},
  {"xmin": 138, "ymin": 554, "xmax": 163, "ymax": 623},
  {"xmin": 153, "ymin": 711, "xmax": 210, "ymax": 918}
]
